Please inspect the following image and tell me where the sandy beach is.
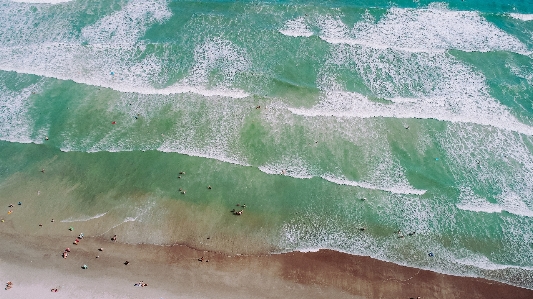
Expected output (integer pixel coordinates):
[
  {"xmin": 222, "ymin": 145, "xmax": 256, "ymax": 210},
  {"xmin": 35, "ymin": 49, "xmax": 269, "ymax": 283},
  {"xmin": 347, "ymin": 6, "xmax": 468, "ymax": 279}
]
[{"xmin": 1, "ymin": 224, "xmax": 532, "ymax": 299}]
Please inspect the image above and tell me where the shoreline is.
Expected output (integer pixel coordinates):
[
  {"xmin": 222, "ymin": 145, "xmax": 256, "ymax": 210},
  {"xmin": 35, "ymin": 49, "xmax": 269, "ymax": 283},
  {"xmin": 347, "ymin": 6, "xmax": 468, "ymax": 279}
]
[
  {"xmin": 1, "ymin": 141, "xmax": 532, "ymax": 296},
  {"xmin": 1, "ymin": 230, "xmax": 532, "ymax": 299}
]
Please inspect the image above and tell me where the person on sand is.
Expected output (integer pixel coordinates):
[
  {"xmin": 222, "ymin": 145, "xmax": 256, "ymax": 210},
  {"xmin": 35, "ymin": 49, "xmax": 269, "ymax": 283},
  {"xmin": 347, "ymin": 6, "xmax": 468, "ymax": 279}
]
[{"xmin": 111, "ymin": 235, "xmax": 117, "ymax": 242}]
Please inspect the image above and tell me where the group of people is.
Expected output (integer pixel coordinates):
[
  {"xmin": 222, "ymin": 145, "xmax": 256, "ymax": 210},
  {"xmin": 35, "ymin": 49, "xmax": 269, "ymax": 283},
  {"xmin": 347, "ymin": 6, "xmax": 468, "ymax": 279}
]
[
  {"xmin": 232, "ymin": 203, "xmax": 246, "ymax": 215},
  {"xmin": 61, "ymin": 233, "xmax": 83, "ymax": 258},
  {"xmin": 397, "ymin": 230, "xmax": 416, "ymax": 238},
  {"xmin": 6, "ymin": 202, "xmax": 20, "ymax": 216},
  {"xmin": 62, "ymin": 247, "xmax": 71, "ymax": 259},
  {"xmin": 73, "ymin": 233, "xmax": 84, "ymax": 245},
  {"xmin": 134, "ymin": 281, "xmax": 148, "ymax": 287}
]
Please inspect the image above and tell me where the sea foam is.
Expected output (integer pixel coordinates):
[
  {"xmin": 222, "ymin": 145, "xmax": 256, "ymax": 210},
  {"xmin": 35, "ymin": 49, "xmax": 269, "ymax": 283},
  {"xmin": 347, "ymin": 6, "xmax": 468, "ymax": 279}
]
[
  {"xmin": 509, "ymin": 13, "xmax": 533, "ymax": 22},
  {"xmin": 10, "ymin": 0, "xmax": 71, "ymax": 3},
  {"xmin": 0, "ymin": 0, "xmax": 249, "ymax": 99},
  {"xmin": 281, "ymin": 5, "xmax": 530, "ymax": 54}
]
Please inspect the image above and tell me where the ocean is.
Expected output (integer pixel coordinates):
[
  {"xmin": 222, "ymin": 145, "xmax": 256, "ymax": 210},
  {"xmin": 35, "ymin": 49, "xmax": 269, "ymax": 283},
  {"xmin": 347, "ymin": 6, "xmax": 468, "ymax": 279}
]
[{"xmin": 1, "ymin": 0, "xmax": 533, "ymax": 289}]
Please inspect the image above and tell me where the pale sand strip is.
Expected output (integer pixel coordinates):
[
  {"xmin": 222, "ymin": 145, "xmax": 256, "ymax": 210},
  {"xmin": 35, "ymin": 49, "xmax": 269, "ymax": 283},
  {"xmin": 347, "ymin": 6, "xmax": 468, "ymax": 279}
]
[{"xmin": 1, "ymin": 228, "xmax": 532, "ymax": 299}]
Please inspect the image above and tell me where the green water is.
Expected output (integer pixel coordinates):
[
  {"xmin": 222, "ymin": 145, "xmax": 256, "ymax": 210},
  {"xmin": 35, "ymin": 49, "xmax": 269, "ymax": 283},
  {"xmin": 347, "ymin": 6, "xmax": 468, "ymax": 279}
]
[{"xmin": 0, "ymin": 0, "xmax": 533, "ymax": 289}]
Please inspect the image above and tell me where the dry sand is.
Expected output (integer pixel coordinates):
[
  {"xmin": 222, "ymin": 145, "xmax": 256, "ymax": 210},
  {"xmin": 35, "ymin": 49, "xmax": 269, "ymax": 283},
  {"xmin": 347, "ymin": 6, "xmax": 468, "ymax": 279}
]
[{"xmin": 1, "ymin": 223, "xmax": 532, "ymax": 299}]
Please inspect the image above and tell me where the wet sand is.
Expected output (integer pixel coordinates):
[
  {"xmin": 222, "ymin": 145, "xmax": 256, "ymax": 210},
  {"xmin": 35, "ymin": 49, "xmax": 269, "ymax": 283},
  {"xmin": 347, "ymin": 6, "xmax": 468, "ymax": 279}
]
[{"xmin": 1, "ymin": 225, "xmax": 532, "ymax": 299}]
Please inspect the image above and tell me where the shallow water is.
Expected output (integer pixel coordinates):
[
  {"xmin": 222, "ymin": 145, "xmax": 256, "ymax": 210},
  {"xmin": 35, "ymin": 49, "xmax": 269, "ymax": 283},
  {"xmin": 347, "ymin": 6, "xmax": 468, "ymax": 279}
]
[{"xmin": 1, "ymin": 0, "xmax": 533, "ymax": 289}]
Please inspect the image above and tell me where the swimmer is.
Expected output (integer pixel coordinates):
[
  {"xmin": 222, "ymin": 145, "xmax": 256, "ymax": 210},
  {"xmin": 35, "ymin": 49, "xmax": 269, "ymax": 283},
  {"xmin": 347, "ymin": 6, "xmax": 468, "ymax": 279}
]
[{"xmin": 208, "ymin": 185, "xmax": 212, "ymax": 189}]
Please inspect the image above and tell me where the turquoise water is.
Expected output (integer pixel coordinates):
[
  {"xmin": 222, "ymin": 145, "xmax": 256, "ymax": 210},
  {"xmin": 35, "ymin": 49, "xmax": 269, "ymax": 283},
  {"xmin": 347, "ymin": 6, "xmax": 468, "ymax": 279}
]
[{"xmin": 1, "ymin": 0, "xmax": 533, "ymax": 289}]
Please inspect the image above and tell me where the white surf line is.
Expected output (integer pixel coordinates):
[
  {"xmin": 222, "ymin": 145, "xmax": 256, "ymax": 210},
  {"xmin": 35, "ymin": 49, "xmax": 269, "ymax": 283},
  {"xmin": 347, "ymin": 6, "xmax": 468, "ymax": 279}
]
[
  {"xmin": 257, "ymin": 165, "xmax": 425, "ymax": 195},
  {"xmin": 10, "ymin": 0, "xmax": 71, "ymax": 3},
  {"xmin": 288, "ymin": 106, "xmax": 533, "ymax": 137},
  {"xmin": 60, "ymin": 212, "xmax": 108, "ymax": 223},
  {"xmin": 97, "ymin": 201, "xmax": 156, "ymax": 237},
  {"xmin": 0, "ymin": 65, "xmax": 250, "ymax": 99},
  {"xmin": 508, "ymin": 13, "xmax": 533, "ymax": 22},
  {"xmin": 316, "ymin": 27, "xmax": 533, "ymax": 57},
  {"xmin": 322, "ymin": 175, "xmax": 426, "ymax": 195}
]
